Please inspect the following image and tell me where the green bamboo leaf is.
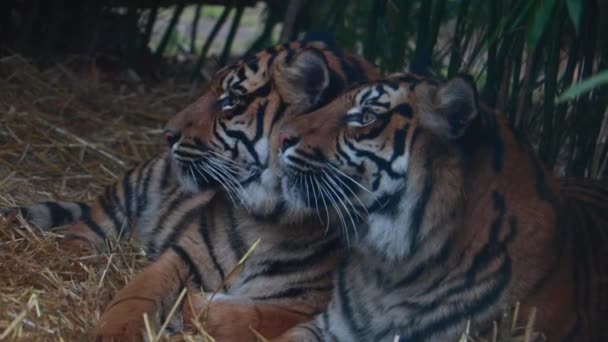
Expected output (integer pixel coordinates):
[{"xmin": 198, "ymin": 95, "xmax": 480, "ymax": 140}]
[
  {"xmin": 557, "ymin": 70, "xmax": 608, "ymax": 103},
  {"xmin": 526, "ymin": 0, "xmax": 557, "ymax": 51},
  {"xmin": 565, "ymin": 0, "xmax": 582, "ymax": 34},
  {"xmin": 509, "ymin": 0, "xmax": 537, "ymax": 31}
]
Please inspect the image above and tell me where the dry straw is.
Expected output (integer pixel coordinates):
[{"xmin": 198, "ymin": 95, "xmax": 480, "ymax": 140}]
[{"xmin": 0, "ymin": 55, "xmax": 197, "ymax": 340}]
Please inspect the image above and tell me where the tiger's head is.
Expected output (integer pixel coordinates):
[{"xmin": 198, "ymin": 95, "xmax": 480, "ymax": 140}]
[
  {"xmin": 165, "ymin": 41, "xmax": 378, "ymax": 217},
  {"xmin": 278, "ymin": 73, "xmax": 493, "ymax": 256}
]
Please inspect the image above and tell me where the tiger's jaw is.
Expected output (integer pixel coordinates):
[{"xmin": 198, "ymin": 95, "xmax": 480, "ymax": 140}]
[
  {"xmin": 279, "ymin": 148, "xmax": 373, "ymax": 220},
  {"xmin": 170, "ymin": 136, "xmax": 287, "ymax": 216},
  {"xmin": 170, "ymin": 141, "xmax": 244, "ymax": 194},
  {"xmin": 237, "ymin": 165, "xmax": 285, "ymax": 217}
]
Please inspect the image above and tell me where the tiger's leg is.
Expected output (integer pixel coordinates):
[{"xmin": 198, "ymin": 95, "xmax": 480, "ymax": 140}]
[
  {"xmin": 93, "ymin": 247, "xmax": 191, "ymax": 341},
  {"xmin": 183, "ymin": 293, "xmax": 317, "ymax": 341},
  {"xmin": 93, "ymin": 189, "xmax": 217, "ymax": 340}
]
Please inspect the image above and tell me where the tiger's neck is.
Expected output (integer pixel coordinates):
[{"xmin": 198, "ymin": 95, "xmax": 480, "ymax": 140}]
[{"xmin": 363, "ymin": 141, "xmax": 465, "ymax": 264}]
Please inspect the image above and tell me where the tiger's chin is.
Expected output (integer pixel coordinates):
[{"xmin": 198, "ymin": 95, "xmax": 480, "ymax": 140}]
[
  {"xmin": 279, "ymin": 176, "xmax": 318, "ymax": 216},
  {"xmin": 238, "ymin": 168, "xmax": 303, "ymax": 221},
  {"xmin": 175, "ymin": 163, "xmax": 219, "ymax": 193}
]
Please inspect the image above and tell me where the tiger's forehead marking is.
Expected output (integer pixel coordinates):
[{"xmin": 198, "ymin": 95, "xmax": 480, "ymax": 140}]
[
  {"xmin": 219, "ymin": 53, "xmax": 273, "ymax": 93},
  {"xmin": 353, "ymin": 82, "xmax": 409, "ymax": 111}
]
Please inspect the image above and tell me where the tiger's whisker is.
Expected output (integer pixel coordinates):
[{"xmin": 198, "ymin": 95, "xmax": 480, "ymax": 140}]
[
  {"xmin": 326, "ymin": 164, "xmax": 375, "ymax": 196},
  {"xmin": 319, "ymin": 174, "xmax": 358, "ymax": 240},
  {"xmin": 317, "ymin": 178, "xmax": 349, "ymax": 245},
  {"xmin": 208, "ymin": 151, "xmax": 248, "ymax": 167},
  {"xmin": 308, "ymin": 174, "xmax": 325, "ymax": 226},
  {"xmin": 304, "ymin": 174, "xmax": 312, "ymax": 209},
  {"xmin": 326, "ymin": 165, "xmax": 383, "ymax": 208},
  {"xmin": 206, "ymin": 157, "xmax": 246, "ymax": 194},
  {"xmin": 313, "ymin": 176, "xmax": 332, "ymax": 234},
  {"xmin": 198, "ymin": 163, "xmax": 240, "ymax": 206},
  {"xmin": 323, "ymin": 168, "xmax": 369, "ymax": 221}
]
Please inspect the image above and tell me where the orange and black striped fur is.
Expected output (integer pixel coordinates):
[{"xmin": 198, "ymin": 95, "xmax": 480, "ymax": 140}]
[
  {"xmin": 274, "ymin": 73, "xmax": 608, "ymax": 341},
  {"xmin": 2, "ymin": 41, "xmax": 379, "ymax": 340}
]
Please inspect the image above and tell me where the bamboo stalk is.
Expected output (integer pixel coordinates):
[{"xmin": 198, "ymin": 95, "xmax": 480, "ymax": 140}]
[
  {"xmin": 191, "ymin": 4, "xmax": 203, "ymax": 53},
  {"xmin": 219, "ymin": 6, "xmax": 245, "ymax": 67},
  {"xmin": 448, "ymin": 0, "xmax": 471, "ymax": 77},
  {"xmin": 155, "ymin": 2, "xmax": 186, "ymax": 57},
  {"xmin": 279, "ymin": 0, "xmax": 304, "ymax": 43},
  {"xmin": 192, "ymin": 5, "xmax": 232, "ymax": 80},
  {"xmin": 141, "ymin": 1, "xmax": 160, "ymax": 53}
]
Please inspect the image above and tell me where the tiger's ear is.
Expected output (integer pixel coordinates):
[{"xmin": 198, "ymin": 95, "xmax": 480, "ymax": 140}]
[
  {"xmin": 417, "ymin": 75, "xmax": 479, "ymax": 139},
  {"xmin": 273, "ymin": 49, "xmax": 330, "ymax": 111}
]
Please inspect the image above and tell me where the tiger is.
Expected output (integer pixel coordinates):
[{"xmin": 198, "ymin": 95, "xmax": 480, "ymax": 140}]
[
  {"xmin": 1, "ymin": 41, "xmax": 379, "ymax": 340},
  {"xmin": 272, "ymin": 72, "xmax": 608, "ymax": 341}
]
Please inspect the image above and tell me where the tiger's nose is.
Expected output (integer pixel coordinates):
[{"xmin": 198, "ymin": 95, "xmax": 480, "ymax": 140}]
[
  {"xmin": 164, "ymin": 130, "xmax": 181, "ymax": 147},
  {"xmin": 278, "ymin": 131, "xmax": 300, "ymax": 153}
]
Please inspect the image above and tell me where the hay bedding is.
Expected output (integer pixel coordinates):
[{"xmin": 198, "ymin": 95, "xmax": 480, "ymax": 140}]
[{"xmin": 0, "ymin": 55, "xmax": 202, "ymax": 340}]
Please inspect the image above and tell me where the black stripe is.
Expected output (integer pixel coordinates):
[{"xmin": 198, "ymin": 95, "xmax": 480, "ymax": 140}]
[
  {"xmin": 82, "ymin": 217, "xmax": 107, "ymax": 240},
  {"xmin": 147, "ymin": 190, "xmax": 190, "ymax": 254},
  {"xmin": 269, "ymin": 101, "xmax": 287, "ymax": 134},
  {"xmin": 16, "ymin": 207, "xmax": 30, "ymax": 220},
  {"xmin": 44, "ymin": 202, "xmax": 74, "ymax": 227},
  {"xmin": 170, "ymin": 244, "xmax": 203, "ymax": 288},
  {"xmin": 158, "ymin": 206, "xmax": 200, "ymax": 254},
  {"xmin": 198, "ymin": 209, "xmax": 226, "ymax": 281},
  {"xmin": 287, "ymin": 154, "xmax": 321, "ymax": 168},
  {"xmin": 76, "ymin": 202, "xmax": 90, "ymax": 218},
  {"xmin": 242, "ymin": 238, "xmax": 340, "ymax": 283},
  {"xmin": 277, "ymin": 231, "xmax": 336, "ymax": 252},
  {"xmin": 353, "ymin": 116, "xmax": 391, "ymax": 141},
  {"xmin": 335, "ymin": 137, "xmax": 365, "ymax": 173},
  {"xmin": 160, "ymin": 158, "xmax": 172, "ymax": 190},
  {"xmin": 403, "ymin": 257, "xmax": 511, "ymax": 341},
  {"xmin": 397, "ymin": 192, "xmax": 513, "ymax": 340},
  {"xmin": 137, "ymin": 157, "xmax": 156, "ymax": 216},
  {"xmin": 122, "ymin": 169, "xmax": 134, "ymax": 220},
  {"xmin": 343, "ymin": 139, "xmax": 402, "ymax": 178},
  {"xmin": 391, "ymin": 126, "xmax": 408, "ymax": 161},
  {"xmin": 286, "ymin": 267, "xmax": 335, "ymax": 287},
  {"xmin": 251, "ymin": 285, "xmax": 332, "ymax": 301},
  {"xmin": 392, "ymin": 237, "xmax": 453, "ymax": 293},
  {"xmin": 220, "ymin": 100, "xmax": 268, "ymax": 166},
  {"xmin": 173, "ymin": 149, "xmax": 205, "ymax": 160},
  {"xmin": 99, "ymin": 187, "xmax": 125, "ymax": 237},
  {"xmin": 336, "ymin": 262, "xmax": 363, "ymax": 338},
  {"xmin": 212, "ymin": 120, "xmax": 233, "ymax": 154},
  {"xmin": 226, "ymin": 205, "xmax": 246, "ymax": 259},
  {"xmin": 465, "ymin": 191, "xmax": 506, "ymax": 282},
  {"xmin": 408, "ymin": 159, "xmax": 434, "ymax": 254}
]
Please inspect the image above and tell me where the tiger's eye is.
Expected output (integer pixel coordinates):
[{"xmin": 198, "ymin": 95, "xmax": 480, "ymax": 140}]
[
  {"xmin": 360, "ymin": 109, "xmax": 377, "ymax": 126},
  {"xmin": 220, "ymin": 93, "xmax": 238, "ymax": 111}
]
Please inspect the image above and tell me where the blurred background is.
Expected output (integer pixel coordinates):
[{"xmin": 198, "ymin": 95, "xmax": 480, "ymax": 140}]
[{"xmin": 1, "ymin": 0, "xmax": 607, "ymax": 180}]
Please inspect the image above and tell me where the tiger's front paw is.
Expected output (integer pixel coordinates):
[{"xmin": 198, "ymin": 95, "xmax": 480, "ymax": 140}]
[
  {"xmin": 183, "ymin": 294, "xmax": 261, "ymax": 342},
  {"xmin": 93, "ymin": 297, "xmax": 158, "ymax": 342}
]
